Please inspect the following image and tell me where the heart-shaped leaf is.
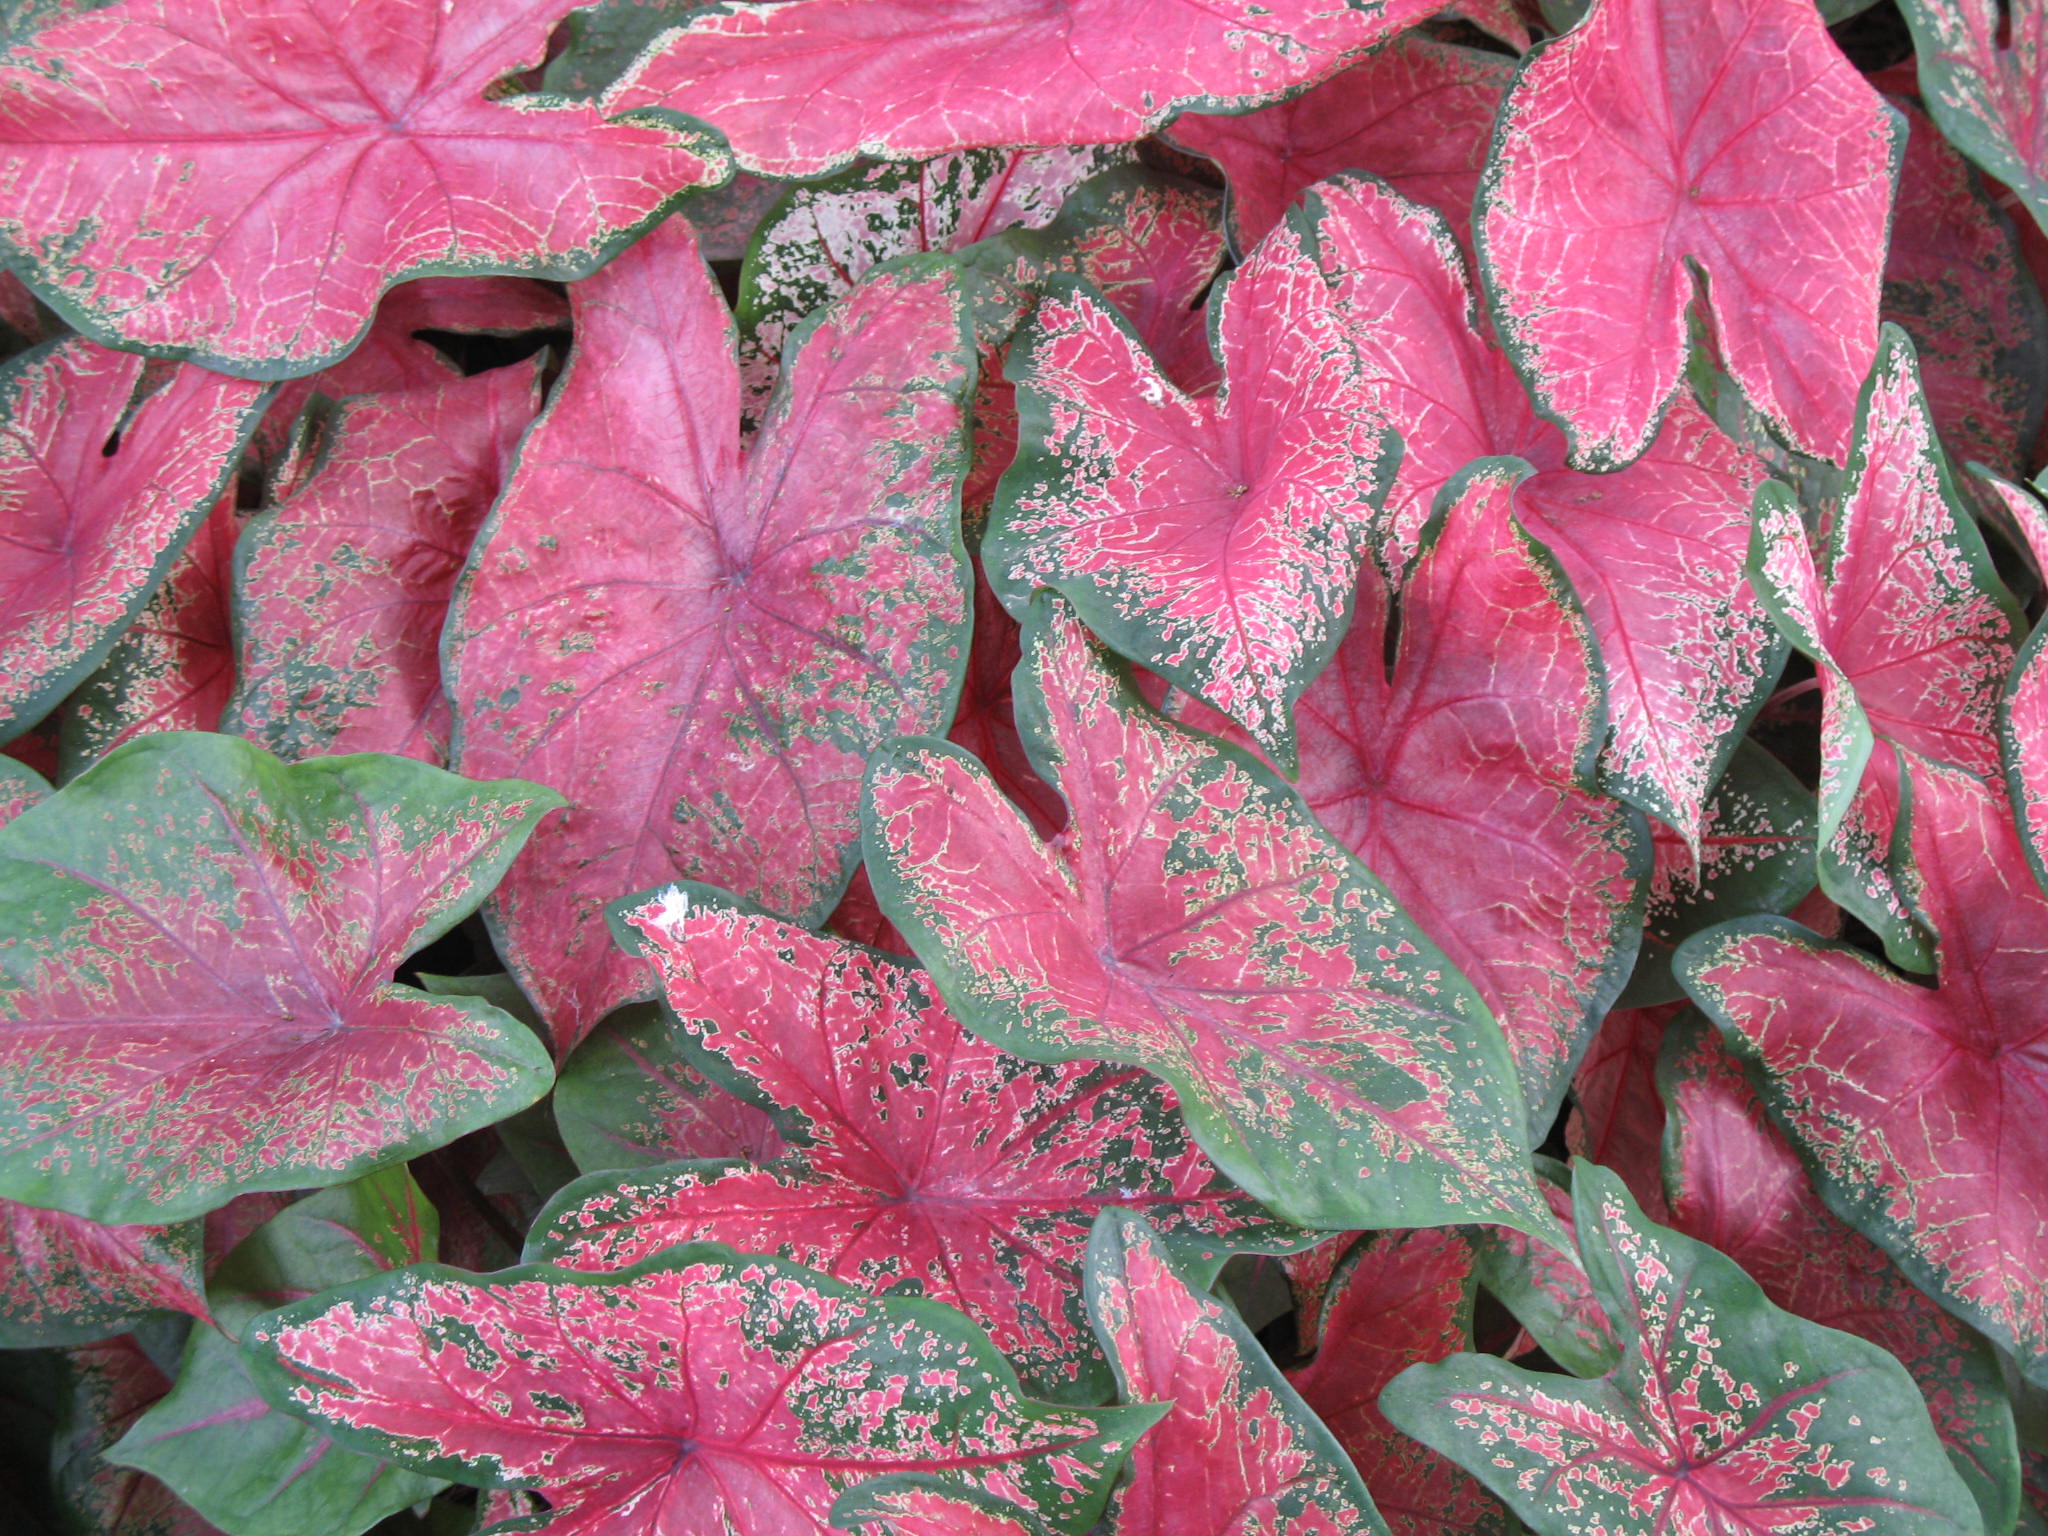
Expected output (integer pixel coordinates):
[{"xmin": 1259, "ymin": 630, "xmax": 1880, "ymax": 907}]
[
  {"xmin": 0, "ymin": 338, "xmax": 266, "ymax": 746},
  {"xmin": 990, "ymin": 179, "xmax": 1400, "ymax": 765},
  {"xmin": 603, "ymin": 0, "xmax": 1448, "ymax": 178},
  {"xmin": 108, "ymin": 1170, "xmax": 447, "ymax": 1536},
  {"xmin": 530, "ymin": 882, "xmax": 1291, "ymax": 1402},
  {"xmin": 1747, "ymin": 325, "xmax": 2023, "ymax": 966},
  {"xmin": 242, "ymin": 1246, "xmax": 1156, "ymax": 1535},
  {"xmin": 1680, "ymin": 752, "xmax": 2048, "ymax": 1390},
  {"xmin": 1898, "ymin": 0, "xmax": 2048, "ymax": 240},
  {"xmin": 864, "ymin": 592, "xmax": 1558, "ymax": 1241},
  {"xmin": 1084, "ymin": 1209, "xmax": 1390, "ymax": 1534},
  {"xmin": 0, "ymin": 0, "xmax": 725, "ymax": 376},
  {"xmin": 1660, "ymin": 1013, "xmax": 2020, "ymax": 1535},
  {"xmin": 1286, "ymin": 1230, "xmax": 1508, "ymax": 1536},
  {"xmin": 1478, "ymin": 0, "xmax": 1900, "ymax": 468},
  {"xmin": 447, "ymin": 216, "xmax": 976, "ymax": 1057},
  {"xmin": 228, "ymin": 365, "xmax": 542, "ymax": 765},
  {"xmin": 0, "ymin": 732, "xmax": 558, "ymax": 1223},
  {"xmin": 1385, "ymin": 1163, "xmax": 1984, "ymax": 1536},
  {"xmin": 1168, "ymin": 35, "xmax": 1513, "ymax": 254}
]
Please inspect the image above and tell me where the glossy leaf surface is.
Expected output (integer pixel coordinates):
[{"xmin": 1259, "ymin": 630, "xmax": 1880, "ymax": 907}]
[
  {"xmin": 865, "ymin": 594, "xmax": 1557, "ymax": 1240},
  {"xmin": 0, "ymin": 732, "xmax": 558, "ymax": 1223},
  {"xmin": 447, "ymin": 217, "xmax": 975, "ymax": 1056},
  {"xmin": 1085, "ymin": 1209, "xmax": 1389, "ymax": 1534},
  {"xmin": 0, "ymin": 1202, "xmax": 206, "ymax": 1348},
  {"xmin": 229, "ymin": 365, "xmax": 541, "ymax": 765},
  {"xmin": 244, "ymin": 1246, "xmax": 1155, "ymax": 1535},
  {"xmin": 1168, "ymin": 35, "xmax": 1512, "ymax": 253},
  {"xmin": 1385, "ymin": 1164, "xmax": 1983, "ymax": 1536},
  {"xmin": 531, "ymin": 884, "xmax": 1287, "ymax": 1402},
  {"xmin": 1287, "ymin": 1229, "xmax": 1506, "ymax": 1536},
  {"xmin": 1680, "ymin": 755, "xmax": 2048, "ymax": 1388},
  {"xmin": 109, "ymin": 1170, "xmax": 446, "ymax": 1536},
  {"xmin": 1478, "ymin": 0, "xmax": 1899, "ymax": 468},
  {"xmin": 0, "ymin": 0, "xmax": 726, "ymax": 376},
  {"xmin": 0, "ymin": 339, "xmax": 265, "ymax": 746},
  {"xmin": 1899, "ymin": 0, "xmax": 2048, "ymax": 238},
  {"xmin": 991, "ymin": 181, "xmax": 1398, "ymax": 763},
  {"xmin": 1660, "ymin": 1014, "xmax": 2020, "ymax": 1535},
  {"xmin": 605, "ymin": 0, "xmax": 1445, "ymax": 178}
]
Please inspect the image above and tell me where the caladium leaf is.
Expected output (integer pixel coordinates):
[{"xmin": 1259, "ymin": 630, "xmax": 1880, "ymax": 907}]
[
  {"xmin": 1385, "ymin": 1164, "xmax": 1985, "ymax": 1536},
  {"xmin": 0, "ymin": 338, "xmax": 266, "ymax": 746},
  {"xmin": 228, "ymin": 365, "xmax": 542, "ymax": 765},
  {"xmin": 1284, "ymin": 458, "xmax": 1645, "ymax": 1137},
  {"xmin": 1679, "ymin": 753, "xmax": 2048, "ymax": 1390},
  {"xmin": 56, "ymin": 491, "xmax": 240, "ymax": 781},
  {"xmin": 1747, "ymin": 325, "xmax": 2023, "ymax": 965},
  {"xmin": 1168, "ymin": 35, "xmax": 1513, "ymax": 254},
  {"xmin": 864, "ymin": 592, "xmax": 1560, "ymax": 1241},
  {"xmin": 1306, "ymin": 174, "xmax": 1774, "ymax": 849},
  {"xmin": 0, "ymin": 755, "xmax": 47, "ymax": 828},
  {"xmin": 243, "ymin": 1246, "xmax": 1157, "ymax": 1535},
  {"xmin": 834, "ymin": 1476, "xmax": 1046, "ymax": 1536},
  {"xmin": 552, "ymin": 1001, "xmax": 784, "ymax": 1176},
  {"xmin": 989, "ymin": 180, "xmax": 1401, "ymax": 765},
  {"xmin": 0, "ymin": 0, "xmax": 727, "ymax": 378},
  {"xmin": 604, "ymin": 0, "xmax": 1446, "ymax": 178},
  {"xmin": 1084, "ymin": 1209, "xmax": 1390, "ymax": 1535},
  {"xmin": 944, "ymin": 572, "xmax": 1067, "ymax": 841},
  {"xmin": 1467, "ymin": 1165, "xmax": 1621, "ymax": 1380},
  {"xmin": 49, "ymin": 1336, "xmax": 222, "ymax": 1536},
  {"xmin": 1883, "ymin": 97, "xmax": 2048, "ymax": 480},
  {"xmin": 0, "ymin": 731, "xmax": 558, "ymax": 1224},
  {"xmin": 1620, "ymin": 742, "xmax": 1817, "ymax": 1007},
  {"xmin": 530, "ymin": 883, "xmax": 1291, "ymax": 1403},
  {"xmin": 1477, "ymin": 0, "xmax": 1900, "ymax": 469},
  {"xmin": 1898, "ymin": 0, "xmax": 2048, "ymax": 240},
  {"xmin": 0, "ymin": 1202, "xmax": 207, "ymax": 1348},
  {"xmin": 1564, "ymin": 1004, "xmax": 1678, "ymax": 1219},
  {"xmin": 447, "ymin": 217, "xmax": 975, "ymax": 1057},
  {"xmin": 108, "ymin": 1170, "xmax": 446, "ymax": 1536},
  {"xmin": 1287, "ymin": 1229, "xmax": 1509, "ymax": 1536},
  {"xmin": 1659, "ymin": 1014, "xmax": 2021, "ymax": 1536}
]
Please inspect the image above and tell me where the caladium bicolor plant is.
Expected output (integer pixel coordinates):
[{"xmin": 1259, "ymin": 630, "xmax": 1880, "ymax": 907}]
[{"xmin": 7, "ymin": 3, "xmax": 2048, "ymax": 1532}]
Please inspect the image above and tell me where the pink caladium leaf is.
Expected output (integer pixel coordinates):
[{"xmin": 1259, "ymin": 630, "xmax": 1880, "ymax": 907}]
[
  {"xmin": 1287, "ymin": 1229, "xmax": 1510, "ymax": 1536},
  {"xmin": 1659, "ymin": 1014, "xmax": 2022, "ymax": 1535},
  {"xmin": 107, "ymin": 1169, "xmax": 448, "ymax": 1536},
  {"xmin": 0, "ymin": 732, "xmax": 559, "ymax": 1224},
  {"xmin": 1679, "ymin": 753, "xmax": 2048, "ymax": 1391},
  {"xmin": 0, "ymin": 1200, "xmax": 207, "ymax": 1347},
  {"xmin": 242, "ymin": 1246, "xmax": 1157, "ymax": 1535},
  {"xmin": 989, "ymin": 181, "xmax": 1400, "ymax": 766},
  {"xmin": 0, "ymin": 0, "xmax": 727, "ymax": 378},
  {"xmin": 834, "ymin": 1477, "xmax": 1047, "ymax": 1536},
  {"xmin": 1883, "ymin": 97, "xmax": 2048, "ymax": 480},
  {"xmin": 604, "ymin": 0, "xmax": 1446, "ymax": 179},
  {"xmin": 1306, "ymin": 174, "xmax": 1774, "ymax": 850},
  {"xmin": 50, "ymin": 1336, "xmax": 224, "ymax": 1536},
  {"xmin": 1747, "ymin": 325, "xmax": 2023, "ymax": 966},
  {"xmin": 1386, "ymin": 1163, "xmax": 1984, "ymax": 1536},
  {"xmin": 227, "ymin": 365, "xmax": 542, "ymax": 766},
  {"xmin": 552, "ymin": 1000, "xmax": 784, "ymax": 1176},
  {"xmin": 1477, "ymin": 0, "xmax": 1900, "ymax": 469},
  {"xmin": 864, "ymin": 593, "xmax": 1560, "ymax": 1241},
  {"xmin": 0, "ymin": 338, "xmax": 267, "ymax": 746},
  {"xmin": 1084, "ymin": 1209, "xmax": 1390, "ymax": 1534},
  {"xmin": 1620, "ymin": 742, "xmax": 1817, "ymax": 1007},
  {"xmin": 447, "ymin": 217, "xmax": 975, "ymax": 1057},
  {"xmin": 1898, "ymin": 0, "xmax": 2048, "ymax": 239},
  {"xmin": 1564, "ymin": 1004, "xmax": 1679, "ymax": 1218},
  {"xmin": 1995, "ymin": 470, "xmax": 2048, "ymax": 892},
  {"xmin": 530, "ymin": 883, "xmax": 1294, "ymax": 1403},
  {"xmin": 1284, "ymin": 458, "xmax": 1645, "ymax": 1136},
  {"xmin": 1168, "ymin": 35, "xmax": 1513, "ymax": 254},
  {"xmin": 944, "ymin": 571, "xmax": 1067, "ymax": 840},
  {"xmin": 1467, "ymin": 1164, "xmax": 1621, "ymax": 1380},
  {"xmin": 55, "ymin": 490, "xmax": 240, "ymax": 780}
]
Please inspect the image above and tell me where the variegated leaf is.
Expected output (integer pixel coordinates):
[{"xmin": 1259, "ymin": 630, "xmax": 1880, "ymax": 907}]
[
  {"xmin": 1898, "ymin": 0, "xmax": 2048, "ymax": 239},
  {"xmin": 0, "ymin": 1201, "xmax": 207, "ymax": 1348}
]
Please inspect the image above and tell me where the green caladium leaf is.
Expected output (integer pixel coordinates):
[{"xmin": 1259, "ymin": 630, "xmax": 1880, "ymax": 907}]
[
  {"xmin": 0, "ymin": 732, "xmax": 558, "ymax": 1223},
  {"xmin": 1467, "ymin": 1160, "xmax": 1621, "ymax": 1380},
  {"xmin": 864, "ymin": 592, "xmax": 1560, "ymax": 1242},
  {"xmin": 242, "ymin": 1246, "xmax": 1158, "ymax": 1534},
  {"xmin": 108, "ymin": 1170, "xmax": 445, "ymax": 1536},
  {"xmin": 1384, "ymin": 1164, "xmax": 1985, "ymax": 1536}
]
